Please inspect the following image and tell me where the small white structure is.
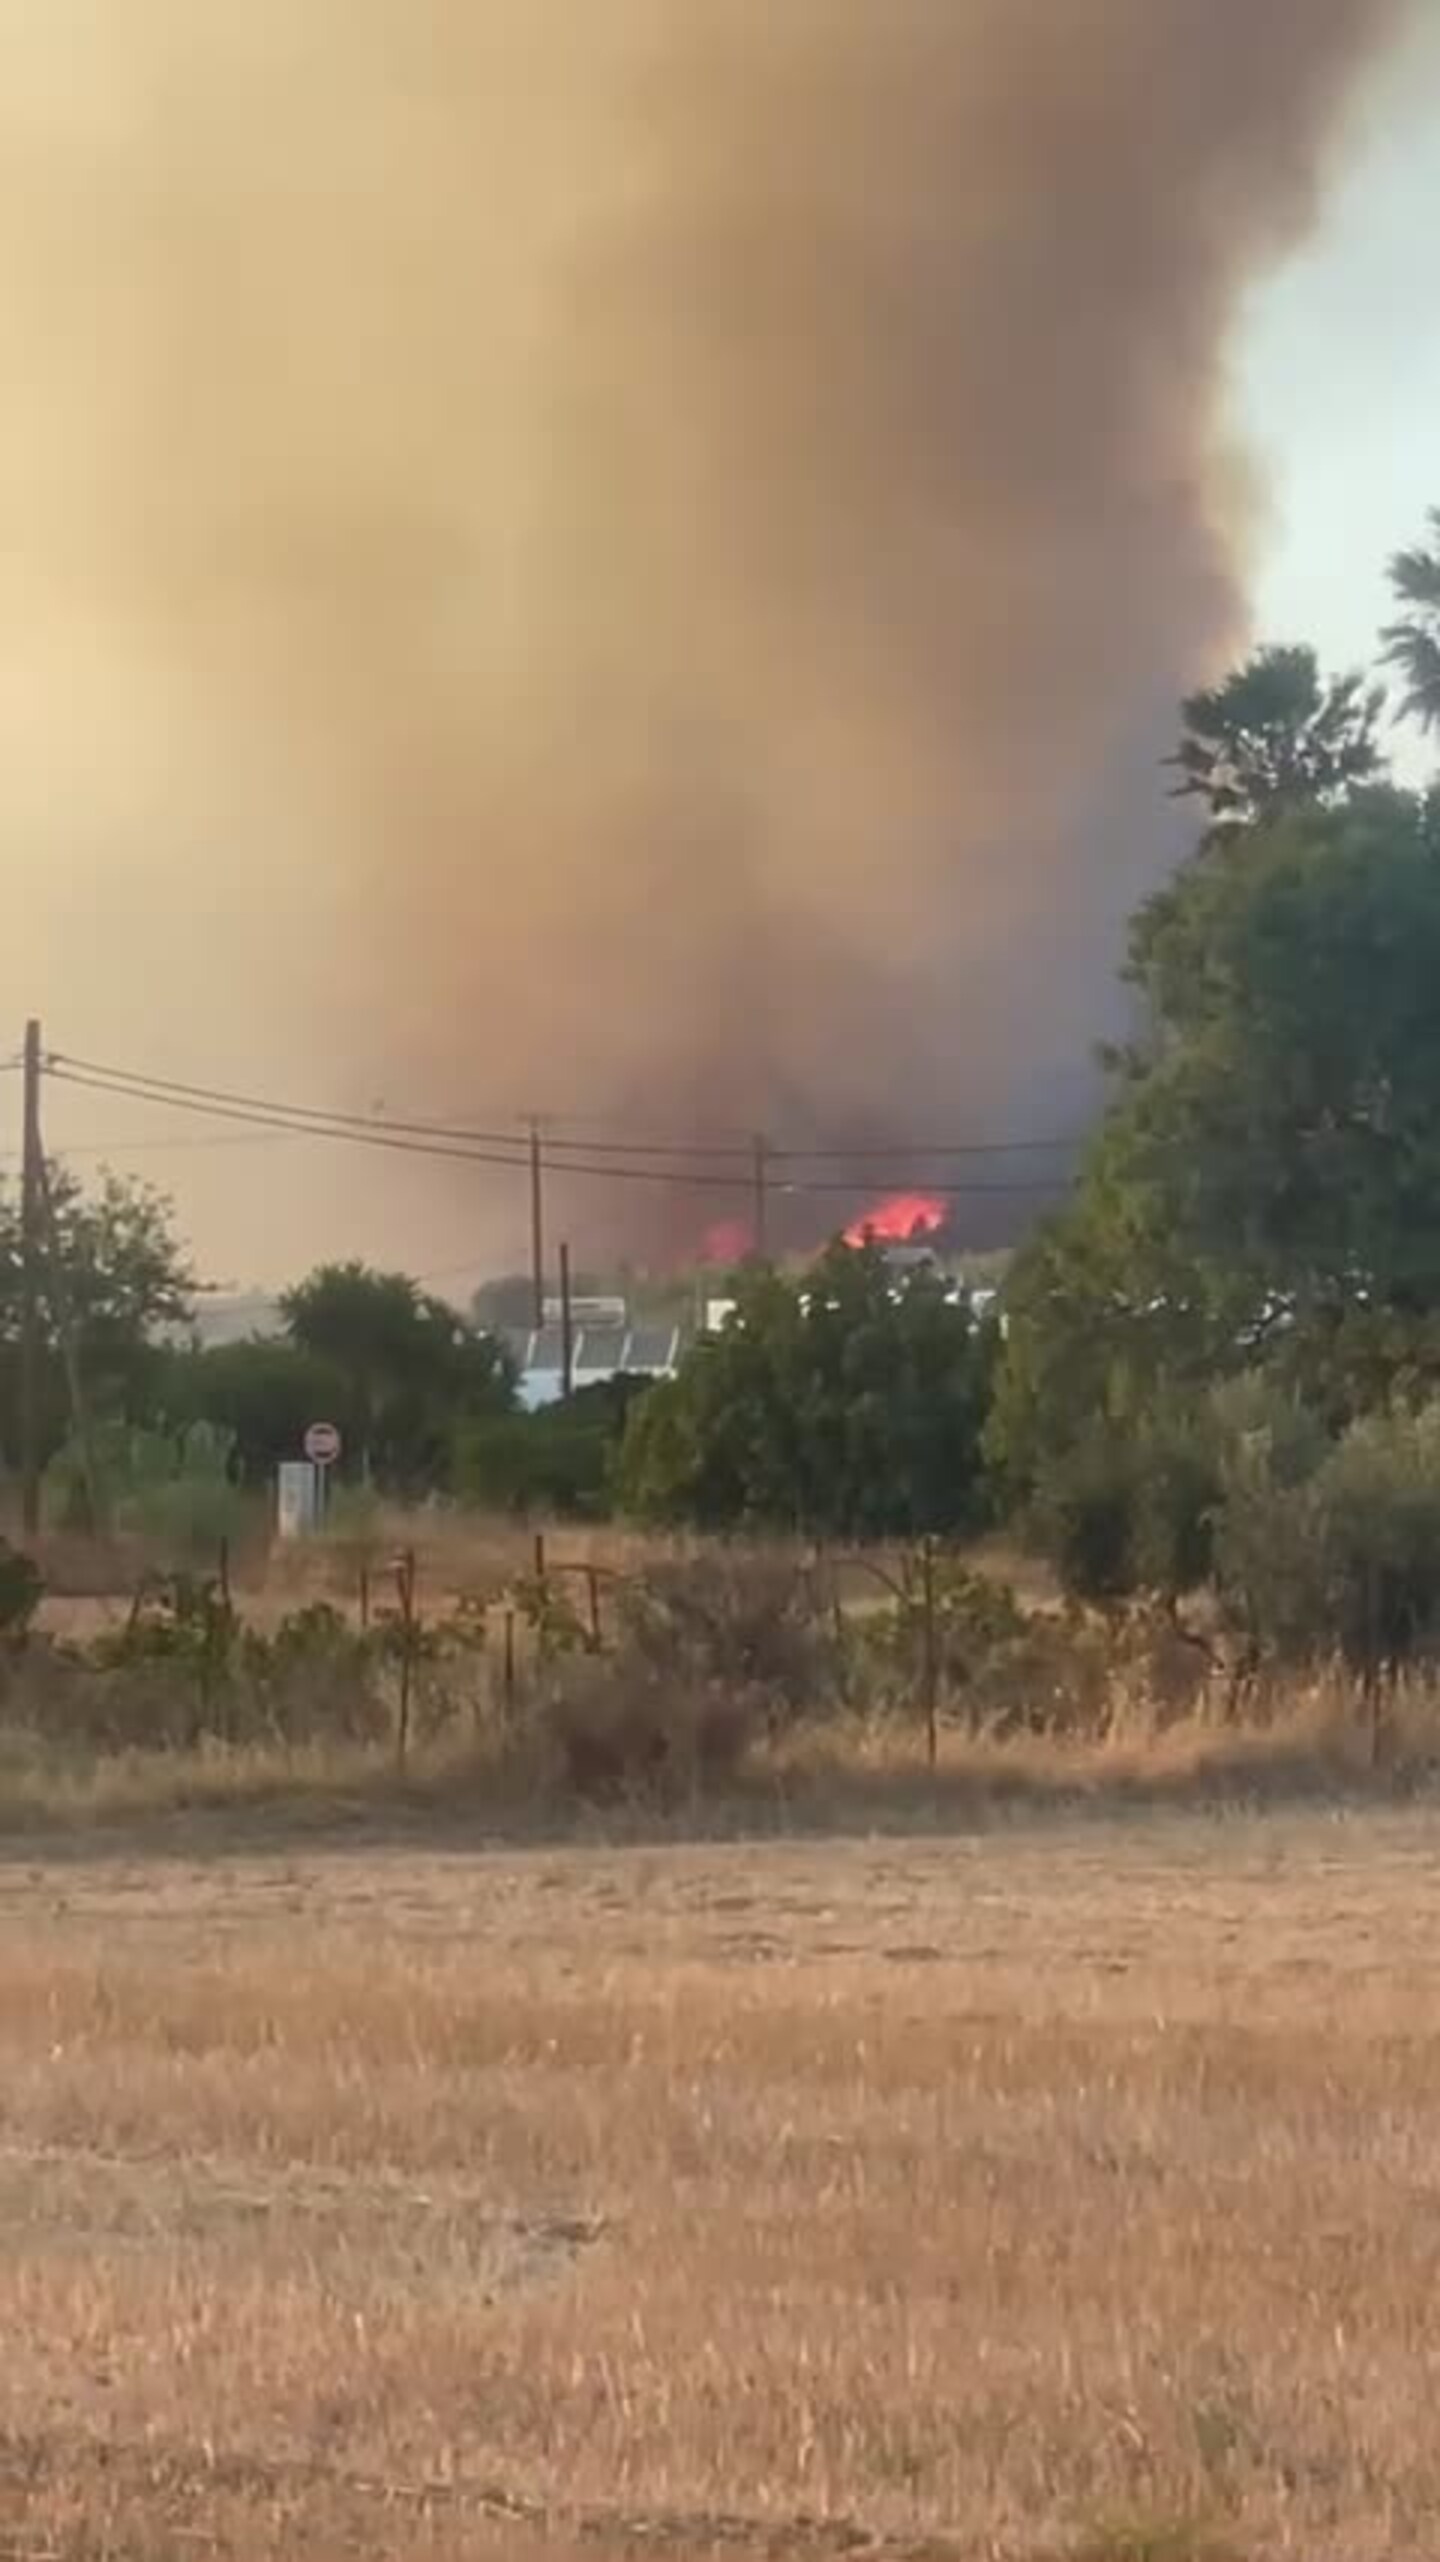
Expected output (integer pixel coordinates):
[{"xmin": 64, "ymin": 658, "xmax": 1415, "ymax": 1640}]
[{"xmin": 276, "ymin": 1460, "xmax": 322, "ymax": 1539}]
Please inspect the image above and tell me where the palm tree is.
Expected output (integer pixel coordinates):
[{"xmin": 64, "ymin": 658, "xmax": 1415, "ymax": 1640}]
[
  {"xmin": 1167, "ymin": 643, "xmax": 1383, "ymax": 837},
  {"xmin": 1382, "ymin": 509, "xmax": 1440, "ymax": 736}
]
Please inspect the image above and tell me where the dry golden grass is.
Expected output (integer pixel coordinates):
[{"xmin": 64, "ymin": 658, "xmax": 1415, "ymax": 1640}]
[
  {"xmin": 29, "ymin": 1510, "xmax": 979, "ymax": 1631},
  {"xmin": 0, "ymin": 1795, "xmax": 1438, "ymax": 2559},
  {"xmin": 0, "ymin": 1654, "xmax": 1427, "ymax": 1839}
]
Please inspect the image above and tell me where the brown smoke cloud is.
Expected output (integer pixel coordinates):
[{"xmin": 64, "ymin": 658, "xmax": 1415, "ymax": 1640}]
[{"xmin": 0, "ymin": 0, "xmax": 1416, "ymax": 1274}]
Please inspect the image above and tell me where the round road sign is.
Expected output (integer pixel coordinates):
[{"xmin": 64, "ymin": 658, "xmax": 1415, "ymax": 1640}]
[{"xmin": 303, "ymin": 1421, "xmax": 343, "ymax": 1468}]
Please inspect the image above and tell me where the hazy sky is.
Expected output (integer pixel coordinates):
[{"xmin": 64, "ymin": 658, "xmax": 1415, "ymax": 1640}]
[
  {"xmin": 1240, "ymin": 13, "xmax": 1440, "ymax": 763},
  {"xmin": 6, "ymin": 8, "xmax": 1437, "ymax": 1296}
]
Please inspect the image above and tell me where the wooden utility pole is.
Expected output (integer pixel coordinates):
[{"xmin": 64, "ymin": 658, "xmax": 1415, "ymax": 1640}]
[
  {"xmin": 751, "ymin": 1131, "xmax": 770, "ymax": 1260},
  {"xmin": 38, "ymin": 1155, "xmax": 100, "ymax": 1533},
  {"xmin": 527, "ymin": 1118, "xmax": 545, "ymax": 1331},
  {"xmin": 559, "ymin": 1240, "xmax": 574, "ymax": 1402},
  {"xmin": 18, "ymin": 1019, "xmax": 43, "ymax": 1538}
]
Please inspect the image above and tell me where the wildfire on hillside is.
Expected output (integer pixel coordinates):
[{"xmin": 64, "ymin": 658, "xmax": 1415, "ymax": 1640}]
[
  {"xmin": 843, "ymin": 1193, "xmax": 946, "ymax": 1248},
  {"xmin": 698, "ymin": 1192, "xmax": 946, "ymax": 1264}
]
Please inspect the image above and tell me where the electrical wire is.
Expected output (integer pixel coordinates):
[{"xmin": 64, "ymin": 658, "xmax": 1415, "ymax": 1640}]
[
  {"xmin": 45, "ymin": 1061, "xmax": 1074, "ymax": 1198},
  {"xmin": 51, "ymin": 1054, "xmax": 757, "ymax": 1160},
  {"xmin": 0, "ymin": 1130, "xmax": 300, "ymax": 1161},
  {"xmin": 50, "ymin": 1049, "xmax": 1083, "ymax": 1160},
  {"xmin": 48, "ymin": 1049, "xmax": 1084, "ymax": 1181}
]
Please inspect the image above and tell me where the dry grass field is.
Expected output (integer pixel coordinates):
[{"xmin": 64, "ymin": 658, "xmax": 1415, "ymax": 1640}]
[{"xmin": 0, "ymin": 1798, "xmax": 1437, "ymax": 2560}]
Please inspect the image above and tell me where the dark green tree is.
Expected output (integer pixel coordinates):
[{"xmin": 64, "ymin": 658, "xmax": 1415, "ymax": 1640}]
[
  {"xmin": 472, "ymin": 1273, "xmax": 545, "ymax": 1332},
  {"xmin": 455, "ymin": 1376, "xmax": 653, "ymax": 1519},
  {"xmin": 0, "ymin": 1166, "xmax": 193, "ymax": 1475},
  {"xmin": 1116, "ymin": 791, "xmax": 1440, "ymax": 1323},
  {"xmin": 159, "ymin": 1338, "xmax": 356, "ymax": 1484},
  {"xmin": 1383, "ymin": 507, "xmax": 1440, "ymax": 736},
  {"xmin": 1166, "ymin": 643, "xmax": 1383, "ymax": 836},
  {"xmin": 993, "ymin": 786, "xmax": 1440, "ymax": 1524},
  {"xmin": 279, "ymin": 1261, "xmax": 513, "ymax": 1488},
  {"xmin": 619, "ymin": 1241, "xmax": 996, "ymax": 1539}
]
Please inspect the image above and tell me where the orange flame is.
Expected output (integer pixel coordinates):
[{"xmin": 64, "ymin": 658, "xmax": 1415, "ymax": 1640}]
[
  {"xmin": 843, "ymin": 1192, "xmax": 946, "ymax": 1248},
  {"xmin": 701, "ymin": 1216, "xmax": 753, "ymax": 1266}
]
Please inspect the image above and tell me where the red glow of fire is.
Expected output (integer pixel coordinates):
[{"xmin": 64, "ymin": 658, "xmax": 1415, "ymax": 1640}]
[
  {"xmin": 701, "ymin": 1217, "xmax": 753, "ymax": 1266},
  {"xmin": 844, "ymin": 1191, "xmax": 946, "ymax": 1247}
]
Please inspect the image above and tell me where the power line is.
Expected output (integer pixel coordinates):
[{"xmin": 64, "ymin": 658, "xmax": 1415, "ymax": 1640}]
[
  {"xmin": 49, "ymin": 1049, "xmax": 1083, "ymax": 1167},
  {"xmin": 46, "ymin": 1051, "xmax": 1082, "ymax": 1190},
  {"xmin": 0, "ymin": 1130, "xmax": 300, "ymax": 1160},
  {"xmin": 771, "ymin": 1136, "xmax": 1080, "ymax": 1162},
  {"xmin": 48, "ymin": 1065, "xmax": 544, "ymax": 1175},
  {"xmin": 52, "ymin": 1053, "xmax": 751, "ymax": 1163},
  {"xmin": 44, "ymin": 1062, "xmax": 1073, "ymax": 1198},
  {"xmin": 52, "ymin": 1053, "xmax": 534, "ymax": 1157}
]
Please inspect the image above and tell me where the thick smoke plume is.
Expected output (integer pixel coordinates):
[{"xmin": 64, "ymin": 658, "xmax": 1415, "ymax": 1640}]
[{"xmin": 0, "ymin": 1, "xmax": 1414, "ymax": 1270}]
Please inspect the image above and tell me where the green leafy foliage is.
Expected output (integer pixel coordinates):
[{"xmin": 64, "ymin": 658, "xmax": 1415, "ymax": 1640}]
[
  {"xmin": 61, "ymin": 1577, "xmax": 491, "ymax": 1753},
  {"xmin": 160, "ymin": 1339, "xmax": 354, "ymax": 1483},
  {"xmin": 454, "ymin": 1376, "xmax": 653, "ymax": 1518},
  {"xmin": 0, "ymin": 1167, "xmax": 193, "ymax": 1476},
  {"xmin": 279, "ymin": 1261, "xmax": 514, "ymax": 1491},
  {"xmin": 508, "ymin": 1564, "xmax": 595, "ymax": 1661},
  {"xmin": 1027, "ymin": 1408, "xmax": 1220, "ymax": 1611},
  {"xmin": 994, "ymin": 784, "xmax": 1440, "ymax": 1525},
  {"xmin": 619, "ymin": 1242, "xmax": 996, "ymax": 1538},
  {"xmin": 1214, "ymin": 1400, "xmax": 1440, "ymax": 1678},
  {"xmin": 861, "ymin": 1559, "xmax": 1026, "ymax": 1700},
  {"xmin": 1120, "ymin": 791, "xmax": 1440, "ymax": 1347},
  {"xmin": 45, "ymin": 1419, "xmax": 247, "ymax": 1553}
]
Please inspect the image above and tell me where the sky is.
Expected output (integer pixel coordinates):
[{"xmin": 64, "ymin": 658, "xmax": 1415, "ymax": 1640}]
[
  {"xmin": 4, "ymin": 7, "xmax": 1438, "ymax": 1298},
  {"xmin": 1238, "ymin": 12, "xmax": 1440, "ymax": 768}
]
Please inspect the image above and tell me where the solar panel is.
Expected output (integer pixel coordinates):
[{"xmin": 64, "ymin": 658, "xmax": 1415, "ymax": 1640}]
[
  {"xmin": 575, "ymin": 1326, "xmax": 628, "ymax": 1373},
  {"xmin": 626, "ymin": 1324, "xmax": 680, "ymax": 1373}
]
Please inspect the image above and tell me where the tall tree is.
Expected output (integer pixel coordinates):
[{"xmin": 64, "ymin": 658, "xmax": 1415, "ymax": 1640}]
[
  {"xmin": 993, "ymin": 786, "xmax": 1440, "ymax": 1502},
  {"xmin": 1383, "ymin": 508, "xmax": 1440, "ymax": 737},
  {"xmin": 1166, "ymin": 643, "xmax": 1383, "ymax": 835},
  {"xmin": 280, "ymin": 1261, "xmax": 513, "ymax": 1488},
  {"xmin": 620, "ymin": 1241, "xmax": 996, "ymax": 1539},
  {"xmin": 0, "ymin": 1167, "xmax": 193, "ymax": 1475},
  {"xmin": 160, "ymin": 1338, "xmax": 355, "ymax": 1485}
]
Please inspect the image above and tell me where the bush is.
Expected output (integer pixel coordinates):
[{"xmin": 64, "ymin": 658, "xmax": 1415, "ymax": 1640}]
[
  {"xmin": 860, "ymin": 1559, "xmax": 1027, "ymax": 1706},
  {"xmin": 616, "ymin": 1552, "xmax": 842, "ymax": 1719},
  {"xmin": 65, "ymin": 1586, "xmax": 408, "ymax": 1751},
  {"xmin": 455, "ymin": 1378, "xmax": 652, "ymax": 1519},
  {"xmin": 0, "ymin": 1540, "xmax": 42, "ymax": 1642},
  {"xmin": 1215, "ymin": 1399, "xmax": 1440, "ymax": 1678},
  {"xmin": 45, "ymin": 1420, "xmax": 248, "ymax": 1556},
  {"xmin": 1033, "ymin": 1434, "xmax": 1145, "ymax": 1606},
  {"xmin": 544, "ymin": 1653, "xmax": 757, "ymax": 1801},
  {"xmin": 240, "ymin": 1601, "xmax": 394, "ymax": 1745},
  {"xmin": 1032, "ymin": 1402, "xmax": 1226, "ymax": 1612}
]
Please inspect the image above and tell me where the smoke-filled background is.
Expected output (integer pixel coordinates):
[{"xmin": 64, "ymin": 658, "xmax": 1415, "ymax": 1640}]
[{"xmin": 0, "ymin": 0, "xmax": 1423, "ymax": 1277}]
